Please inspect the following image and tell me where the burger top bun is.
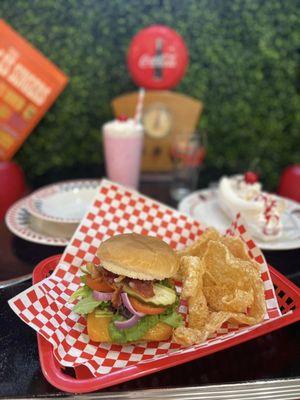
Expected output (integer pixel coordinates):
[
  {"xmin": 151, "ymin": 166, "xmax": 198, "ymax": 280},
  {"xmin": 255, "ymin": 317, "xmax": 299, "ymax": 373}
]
[{"xmin": 97, "ymin": 233, "xmax": 179, "ymax": 280}]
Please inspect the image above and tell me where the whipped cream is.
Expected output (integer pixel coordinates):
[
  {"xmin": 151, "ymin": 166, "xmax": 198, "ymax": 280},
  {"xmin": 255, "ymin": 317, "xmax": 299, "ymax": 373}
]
[
  {"xmin": 103, "ymin": 118, "xmax": 143, "ymax": 138},
  {"xmin": 218, "ymin": 175, "xmax": 285, "ymax": 241},
  {"xmin": 230, "ymin": 175, "xmax": 262, "ymax": 201}
]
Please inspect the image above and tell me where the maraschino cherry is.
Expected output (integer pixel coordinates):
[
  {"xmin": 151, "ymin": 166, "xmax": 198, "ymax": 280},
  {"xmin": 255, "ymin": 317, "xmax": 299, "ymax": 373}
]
[
  {"xmin": 118, "ymin": 114, "xmax": 128, "ymax": 122},
  {"xmin": 244, "ymin": 171, "xmax": 259, "ymax": 184}
]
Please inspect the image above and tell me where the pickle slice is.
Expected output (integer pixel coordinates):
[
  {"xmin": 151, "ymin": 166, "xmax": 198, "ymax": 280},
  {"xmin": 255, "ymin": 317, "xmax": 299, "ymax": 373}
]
[{"xmin": 124, "ymin": 283, "xmax": 176, "ymax": 306}]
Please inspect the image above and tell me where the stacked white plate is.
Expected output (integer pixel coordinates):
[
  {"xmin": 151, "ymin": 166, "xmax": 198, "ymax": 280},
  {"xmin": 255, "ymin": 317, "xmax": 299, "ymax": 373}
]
[{"xmin": 5, "ymin": 180, "xmax": 100, "ymax": 246}]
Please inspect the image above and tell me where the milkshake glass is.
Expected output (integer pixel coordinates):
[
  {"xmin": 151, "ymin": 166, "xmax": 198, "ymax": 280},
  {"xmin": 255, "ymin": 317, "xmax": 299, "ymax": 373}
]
[{"xmin": 103, "ymin": 118, "xmax": 143, "ymax": 189}]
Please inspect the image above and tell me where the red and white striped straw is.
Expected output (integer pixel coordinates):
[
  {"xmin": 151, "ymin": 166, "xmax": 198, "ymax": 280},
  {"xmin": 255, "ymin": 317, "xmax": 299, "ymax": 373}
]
[{"xmin": 134, "ymin": 87, "xmax": 145, "ymax": 124}]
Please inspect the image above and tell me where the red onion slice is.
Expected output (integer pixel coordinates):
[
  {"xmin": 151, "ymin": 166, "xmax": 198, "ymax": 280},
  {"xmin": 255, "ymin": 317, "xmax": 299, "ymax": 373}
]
[
  {"xmin": 93, "ymin": 290, "xmax": 113, "ymax": 302},
  {"xmin": 114, "ymin": 315, "xmax": 140, "ymax": 330},
  {"xmin": 121, "ymin": 292, "xmax": 145, "ymax": 317}
]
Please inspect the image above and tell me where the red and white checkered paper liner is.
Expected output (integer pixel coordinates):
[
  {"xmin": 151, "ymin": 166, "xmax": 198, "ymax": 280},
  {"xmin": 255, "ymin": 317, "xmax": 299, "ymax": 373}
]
[{"xmin": 9, "ymin": 179, "xmax": 282, "ymax": 377}]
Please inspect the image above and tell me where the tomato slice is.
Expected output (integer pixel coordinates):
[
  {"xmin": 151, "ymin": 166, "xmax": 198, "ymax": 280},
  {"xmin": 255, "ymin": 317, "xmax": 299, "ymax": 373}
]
[
  {"xmin": 86, "ymin": 275, "xmax": 113, "ymax": 292},
  {"xmin": 129, "ymin": 296, "xmax": 166, "ymax": 315}
]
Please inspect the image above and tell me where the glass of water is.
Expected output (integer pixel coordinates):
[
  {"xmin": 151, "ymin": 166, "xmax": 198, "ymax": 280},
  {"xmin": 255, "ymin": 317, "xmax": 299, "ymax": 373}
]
[{"xmin": 170, "ymin": 132, "xmax": 206, "ymax": 203}]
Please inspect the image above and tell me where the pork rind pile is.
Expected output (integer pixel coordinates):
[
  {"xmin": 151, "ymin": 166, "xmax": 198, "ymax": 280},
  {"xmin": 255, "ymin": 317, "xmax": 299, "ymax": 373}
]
[{"xmin": 173, "ymin": 228, "xmax": 266, "ymax": 345}]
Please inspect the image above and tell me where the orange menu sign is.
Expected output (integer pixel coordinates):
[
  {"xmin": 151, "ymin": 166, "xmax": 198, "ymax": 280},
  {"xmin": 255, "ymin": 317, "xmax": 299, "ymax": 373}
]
[{"xmin": 0, "ymin": 20, "xmax": 68, "ymax": 160}]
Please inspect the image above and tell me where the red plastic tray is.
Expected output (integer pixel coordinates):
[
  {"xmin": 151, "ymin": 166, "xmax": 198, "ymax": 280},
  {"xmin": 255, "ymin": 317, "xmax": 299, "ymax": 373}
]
[{"xmin": 33, "ymin": 254, "xmax": 300, "ymax": 393}]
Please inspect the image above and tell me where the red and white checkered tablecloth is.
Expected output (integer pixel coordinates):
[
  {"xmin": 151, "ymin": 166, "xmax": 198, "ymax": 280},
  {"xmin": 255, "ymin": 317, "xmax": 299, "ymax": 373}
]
[{"xmin": 9, "ymin": 179, "xmax": 281, "ymax": 377}]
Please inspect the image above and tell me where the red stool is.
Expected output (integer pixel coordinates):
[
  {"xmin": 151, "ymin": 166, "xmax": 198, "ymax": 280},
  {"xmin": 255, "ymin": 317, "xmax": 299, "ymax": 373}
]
[
  {"xmin": 278, "ymin": 164, "xmax": 300, "ymax": 203},
  {"xmin": 0, "ymin": 161, "xmax": 26, "ymax": 220}
]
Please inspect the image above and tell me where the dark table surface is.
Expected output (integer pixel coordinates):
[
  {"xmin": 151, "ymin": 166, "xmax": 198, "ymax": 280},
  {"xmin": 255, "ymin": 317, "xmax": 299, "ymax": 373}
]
[{"xmin": 0, "ymin": 180, "xmax": 299, "ymax": 398}]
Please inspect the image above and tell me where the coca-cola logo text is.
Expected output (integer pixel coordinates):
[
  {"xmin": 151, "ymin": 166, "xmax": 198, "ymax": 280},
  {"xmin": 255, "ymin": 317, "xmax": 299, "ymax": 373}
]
[{"xmin": 138, "ymin": 53, "xmax": 178, "ymax": 69}]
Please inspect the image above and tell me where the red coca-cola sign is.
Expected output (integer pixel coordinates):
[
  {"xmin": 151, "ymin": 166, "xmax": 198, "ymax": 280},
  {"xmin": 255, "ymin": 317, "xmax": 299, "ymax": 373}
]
[{"xmin": 127, "ymin": 25, "xmax": 189, "ymax": 90}]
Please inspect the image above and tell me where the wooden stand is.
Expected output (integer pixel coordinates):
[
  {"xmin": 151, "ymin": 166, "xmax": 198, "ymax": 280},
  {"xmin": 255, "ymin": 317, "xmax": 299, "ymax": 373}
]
[{"xmin": 112, "ymin": 90, "xmax": 203, "ymax": 172}]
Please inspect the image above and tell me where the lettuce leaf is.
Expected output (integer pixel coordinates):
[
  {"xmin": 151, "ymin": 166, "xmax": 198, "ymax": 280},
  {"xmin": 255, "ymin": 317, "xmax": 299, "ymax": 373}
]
[
  {"xmin": 159, "ymin": 278, "xmax": 175, "ymax": 289},
  {"xmin": 160, "ymin": 310, "xmax": 183, "ymax": 328},
  {"xmin": 69, "ymin": 285, "xmax": 92, "ymax": 302},
  {"xmin": 108, "ymin": 314, "xmax": 159, "ymax": 344},
  {"xmin": 94, "ymin": 308, "xmax": 113, "ymax": 317},
  {"xmin": 72, "ymin": 294, "xmax": 110, "ymax": 315},
  {"xmin": 108, "ymin": 310, "xmax": 183, "ymax": 344}
]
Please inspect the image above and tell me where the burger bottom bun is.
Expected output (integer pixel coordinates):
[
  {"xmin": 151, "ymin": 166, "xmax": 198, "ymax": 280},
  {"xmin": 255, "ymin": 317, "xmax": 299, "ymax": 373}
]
[{"xmin": 87, "ymin": 311, "xmax": 173, "ymax": 343}]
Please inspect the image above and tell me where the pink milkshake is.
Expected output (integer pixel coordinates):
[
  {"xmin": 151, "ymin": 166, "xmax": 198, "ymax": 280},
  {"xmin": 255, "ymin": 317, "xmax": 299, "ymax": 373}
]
[{"xmin": 103, "ymin": 117, "xmax": 144, "ymax": 189}]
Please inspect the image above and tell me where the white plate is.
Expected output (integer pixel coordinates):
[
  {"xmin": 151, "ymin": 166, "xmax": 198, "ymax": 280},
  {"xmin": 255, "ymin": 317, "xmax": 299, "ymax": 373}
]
[
  {"xmin": 5, "ymin": 196, "xmax": 68, "ymax": 246},
  {"xmin": 27, "ymin": 180, "xmax": 100, "ymax": 223},
  {"xmin": 178, "ymin": 188, "xmax": 300, "ymax": 250}
]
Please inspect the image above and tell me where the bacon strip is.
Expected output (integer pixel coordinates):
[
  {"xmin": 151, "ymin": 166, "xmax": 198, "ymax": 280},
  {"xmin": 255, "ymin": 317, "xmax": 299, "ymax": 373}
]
[
  {"xmin": 100, "ymin": 265, "xmax": 155, "ymax": 302},
  {"xmin": 99, "ymin": 267, "xmax": 124, "ymax": 307},
  {"xmin": 111, "ymin": 285, "xmax": 123, "ymax": 308},
  {"xmin": 128, "ymin": 279, "xmax": 154, "ymax": 298},
  {"xmin": 101, "ymin": 267, "xmax": 118, "ymax": 285}
]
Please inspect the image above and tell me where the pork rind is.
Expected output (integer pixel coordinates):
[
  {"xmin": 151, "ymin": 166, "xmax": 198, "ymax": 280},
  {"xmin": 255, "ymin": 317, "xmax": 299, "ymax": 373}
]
[
  {"xmin": 173, "ymin": 311, "xmax": 235, "ymax": 346},
  {"xmin": 203, "ymin": 240, "xmax": 265, "ymax": 320},
  {"xmin": 177, "ymin": 227, "xmax": 253, "ymax": 263},
  {"xmin": 173, "ymin": 232, "xmax": 266, "ymax": 346},
  {"xmin": 177, "ymin": 228, "xmax": 220, "ymax": 259},
  {"xmin": 179, "ymin": 256, "xmax": 209, "ymax": 328}
]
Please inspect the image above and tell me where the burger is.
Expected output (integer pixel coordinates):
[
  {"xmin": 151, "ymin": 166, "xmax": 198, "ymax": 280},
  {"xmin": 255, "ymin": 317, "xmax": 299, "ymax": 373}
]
[{"xmin": 71, "ymin": 233, "xmax": 183, "ymax": 344}]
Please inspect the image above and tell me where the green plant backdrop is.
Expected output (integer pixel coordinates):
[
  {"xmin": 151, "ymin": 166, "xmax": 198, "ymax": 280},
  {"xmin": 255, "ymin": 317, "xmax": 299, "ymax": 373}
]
[{"xmin": 1, "ymin": 0, "xmax": 299, "ymax": 190}]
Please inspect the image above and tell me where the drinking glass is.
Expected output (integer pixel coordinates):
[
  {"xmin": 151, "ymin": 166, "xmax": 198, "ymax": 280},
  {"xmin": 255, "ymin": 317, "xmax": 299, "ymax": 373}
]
[
  {"xmin": 103, "ymin": 119, "xmax": 144, "ymax": 189},
  {"xmin": 170, "ymin": 132, "xmax": 206, "ymax": 202}
]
